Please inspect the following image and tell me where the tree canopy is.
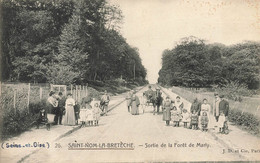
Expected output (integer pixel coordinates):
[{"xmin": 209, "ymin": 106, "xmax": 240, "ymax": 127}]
[
  {"xmin": 1, "ymin": 0, "xmax": 147, "ymax": 85},
  {"xmin": 158, "ymin": 36, "xmax": 260, "ymax": 90}
]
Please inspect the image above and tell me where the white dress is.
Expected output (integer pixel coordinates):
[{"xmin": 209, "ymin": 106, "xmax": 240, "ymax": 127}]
[
  {"xmin": 86, "ymin": 109, "xmax": 94, "ymax": 121},
  {"xmin": 63, "ymin": 98, "xmax": 76, "ymax": 126},
  {"xmin": 182, "ymin": 112, "xmax": 191, "ymax": 123},
  {"xmin": 174, "ymin": 101, "xmax": 184, "ymax": 113},
  {"xmin": 79, "ymin": 107, "xmax": 87, "ymax": 122},
  {"xmin": 91, "ymin": 101, "xmax": 101, "ymax": 121}
]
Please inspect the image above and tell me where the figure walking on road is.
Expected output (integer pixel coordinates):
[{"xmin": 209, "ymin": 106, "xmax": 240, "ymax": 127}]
[
  {"xmin": 153, "ymin": 88, "xmax": 163, "ymax": 115},
  {"xmin": 130, "ymin": 90, "xmax": 140, "ymax": 115},
  {"xmin": 101, "ymin": 90, "xmax": 110, "ymax": 116},
  {"xmin": 63, "ymin": 93, "xmax": 76, "ymax": 126},
  {"xmin": 126, "ymin": 90, "xmax": 132, "ymax": 112},
  {"xmin": 162, "ymin": 96, "xmax": 173, "ymax": 126}
]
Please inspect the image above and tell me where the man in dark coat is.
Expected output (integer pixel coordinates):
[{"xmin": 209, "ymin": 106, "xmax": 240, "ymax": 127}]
[
  {"xmin": 57, "ymin": 92, "xmax": 66, "ymax": 125},
  {"xmin": 219, "ymin": 95, "xmax": 229, "ymax": 118},
  {"xmin": 190, "ymin": 98, "xmax": 201, "ymax": 116},
  {"xmin": 146, "ymin": 85, "xmax": 154, "ymax": 102}
]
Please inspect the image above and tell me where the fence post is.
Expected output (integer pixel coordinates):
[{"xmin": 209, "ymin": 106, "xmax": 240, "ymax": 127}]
[
  {"xmin": 70, "ymin": 84, "xmax": 73, "ymax": 94},
  {"xmin": 14, "ymin": 89, "xmax": 16, "ymax": 114},
  {"xmin": 40, "ymin": 87, "xmax": 42, "ymax": 100},
  {"xmin": 65, "ymin": 86, "xmax": 67, "ymax": 96},
  {"xmin": 27, "ymin": 83, "xmax": 30, "ymax": 113},
  {"xmin": 79, "ymin": 85, "xmax": 81, "ymax": 101}
]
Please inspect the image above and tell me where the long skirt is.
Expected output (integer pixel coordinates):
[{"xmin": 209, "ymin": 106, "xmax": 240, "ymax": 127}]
[
  {"xmin": 163, "ymin": 108, "xmax": 171, "ymax": 121},
  {"xmin": 131, "ymin": 101, "xmax": 139, "ymax": 115},
  {"xmin": 63, "ymin": 106, "xmax": 76, "ymax": 126},
  {"xmin": 126, "ymin": 99, "xmax": 131, "ymax": 107}
]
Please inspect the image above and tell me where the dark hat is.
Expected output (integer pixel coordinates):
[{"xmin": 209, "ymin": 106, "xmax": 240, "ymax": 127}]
[
  {"xmin": 203, "ymin": 98, "xmax": 207, "ymax": 101},
  {"xmin": 219, "ymin": 95, "xmax": 224, "ymax": 98},
  {"xmin": 176, "ymin": 96, "xmax": 180, "ymax": 99},
  {"xmin": 67, "ymin": 93, "xmax": 72, "ymax": 96},
  {"xmin": 214, "ymin": 93, "xmax": 219, "ymax": 96},
  {"xmin": 49, "ymin": 91, "xmax": 55, "ymax": 96},
  {"xmin": 166, "ymin": 96, "xmax": 170, "ymax": 99}
]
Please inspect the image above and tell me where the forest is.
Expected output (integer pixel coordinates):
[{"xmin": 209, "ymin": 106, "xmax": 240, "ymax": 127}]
[
  {"xmin": 1, "ymin": 0, "xmax": 147, "ymax": 85},
  {"xmin": 158, "ymin": 36, "xmax": 260, "ymax": 90}
]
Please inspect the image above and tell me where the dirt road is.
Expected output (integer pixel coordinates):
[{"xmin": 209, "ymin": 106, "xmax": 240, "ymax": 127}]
[{"xmin": 10, "ymin": 85, "xmax": 249, "ymax": 162}]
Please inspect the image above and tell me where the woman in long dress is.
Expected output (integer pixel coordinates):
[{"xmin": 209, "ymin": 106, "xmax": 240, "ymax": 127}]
[
  {"xmin": 162, "ymin": 96, "xmax": 173, "ymax": 126},
  {"xmin": 63, "ymin": 93, "xmax": 76, "ymax": 126},
  {"xmin": 200, "ymin": 98, "xmax": 211, "ymax": 128},
  {"xmin": 130, "ymin": 90, "xmax": 140, "ymax": 115}
]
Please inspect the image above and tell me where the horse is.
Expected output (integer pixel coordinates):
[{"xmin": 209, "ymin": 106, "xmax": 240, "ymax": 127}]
[{"xmin": 144, "ymin": 90, "xmax": 163, "ymax": 115}]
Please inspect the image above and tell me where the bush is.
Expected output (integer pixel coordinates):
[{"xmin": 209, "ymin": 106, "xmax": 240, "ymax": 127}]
[
  {"xmin": 228, "ymin": 109, "xmax": 260, "ymax": 135},
  {"xmin": 1, "ymin": 98, "xmax": 49, "ymax": 140},
  {"xmin": 29, "ymin": 99, "xmax": 47, "ymax": 114},
  {"xmin": 87, "ymin": 87, "xmax": 102, "ymax": 100},
  {"xmin": 217, "ymin": 81, "xmax": 253, "ymax": 101},
  {"xmin": 1, "ymin": 109, "xmax": 38, "ymax": 140}
]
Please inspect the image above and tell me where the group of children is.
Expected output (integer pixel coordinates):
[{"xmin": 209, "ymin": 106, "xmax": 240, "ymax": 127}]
[
  {"xmin": 169, "ymin": 105, "xmax": 227, "ymax": 133},
  {"xmin": 79, "ymin": 98, "xmax": 102, "ymax": 127}
]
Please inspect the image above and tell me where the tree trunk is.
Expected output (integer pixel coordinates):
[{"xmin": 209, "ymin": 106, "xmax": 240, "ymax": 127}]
[{"xmin": 94, "ymin": 71, "xmax": 97, "ymax": 81}]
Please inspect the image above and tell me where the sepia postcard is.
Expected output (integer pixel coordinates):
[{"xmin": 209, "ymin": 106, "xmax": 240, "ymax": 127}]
[{"xmin": 0, "ymin": 0, "xmax": 260, "ymax": 162}]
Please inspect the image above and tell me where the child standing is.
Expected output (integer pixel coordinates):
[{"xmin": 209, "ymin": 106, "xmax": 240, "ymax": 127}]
[
  {"xmin": 182, "ymin": 109, "xmax": 190, "ymax": 128},
  {"xmin": 190, "ymin": 110, "xmax": 199, "ymax": 130},
  {"xmin": 74, "ymin": 101, "xmax": 80, "ymax": 125},
  {"xmin": 201, "ymin": 112, "xmax": 209, "ymax": 131},
  {"xmin": 79, "ymin": 97, "xmax": 92, "ymax": 127},
  {"xmin": 91, "ymin": 98, "xmax": 101, "ymax": 126},
  {"xmin": 218, "ymin": 111, "xmax": 226, "ymax": 133},
  {"xmin": 171, "ymin": 106, "xmax": 181, "ymax": 127},
  {"xmin": 86, "ymin": 103, "xmax": 94, "ymax": 126}
]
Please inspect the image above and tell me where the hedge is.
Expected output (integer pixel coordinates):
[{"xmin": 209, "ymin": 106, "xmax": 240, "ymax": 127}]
[{"xmin": 228, "ymin": 109, "xmax": 260, "ymax": 135}]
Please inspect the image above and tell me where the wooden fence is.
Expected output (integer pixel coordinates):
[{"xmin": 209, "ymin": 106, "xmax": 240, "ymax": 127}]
[{"xmin": 1, "ymin": 82, "xmax": 88, "ymax": 113}]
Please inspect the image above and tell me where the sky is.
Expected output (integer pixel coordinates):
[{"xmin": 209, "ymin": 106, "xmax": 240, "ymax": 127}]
[{"xmin": 108, "ymin": 0, "xmax": 260, "ymax": 84}]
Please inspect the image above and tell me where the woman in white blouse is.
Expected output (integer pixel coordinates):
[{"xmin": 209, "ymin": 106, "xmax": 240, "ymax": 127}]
[{"xmin": 63, "ymin": 93, "xmax": 76, "ymax": 126}]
